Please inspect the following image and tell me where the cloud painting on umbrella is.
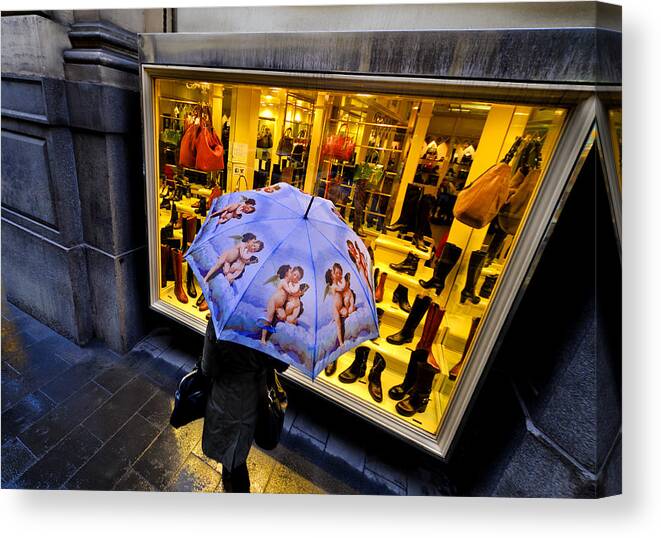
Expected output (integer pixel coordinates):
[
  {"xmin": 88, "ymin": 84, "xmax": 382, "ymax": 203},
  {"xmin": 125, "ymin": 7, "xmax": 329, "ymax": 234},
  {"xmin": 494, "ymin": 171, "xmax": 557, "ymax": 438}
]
[{"xmin": 185, "ymin": 182, "xmax": 379, "ymax": 378}]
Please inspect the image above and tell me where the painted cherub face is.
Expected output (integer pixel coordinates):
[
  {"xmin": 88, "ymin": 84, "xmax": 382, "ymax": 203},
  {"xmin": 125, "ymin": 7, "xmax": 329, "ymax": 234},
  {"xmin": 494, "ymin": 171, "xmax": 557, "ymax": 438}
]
[
  {"xmin": 242, "ymin": 204, "xmax": 256, "ymax": 214},
  {"xmin": 290, "ymin": 268, "xmax": 302, "ymax": 283},
  {"xmin": 248, "ymin": 239, "xmax": 263, "ymax": 253},
  {"xmin": 333, "ymin": 266, "xmax": 342, "ymax": 281}
]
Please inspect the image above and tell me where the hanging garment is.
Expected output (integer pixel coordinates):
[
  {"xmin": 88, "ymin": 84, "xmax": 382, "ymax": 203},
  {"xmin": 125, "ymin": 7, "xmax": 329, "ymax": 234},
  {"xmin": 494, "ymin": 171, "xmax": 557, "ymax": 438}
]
[
  {"xmin": 453, "ymin": 162, "xmax": 511, "ymax": 229},
  {"xmin": 498, "ymin": 168, "xmax": 541, "ymax": 235}
]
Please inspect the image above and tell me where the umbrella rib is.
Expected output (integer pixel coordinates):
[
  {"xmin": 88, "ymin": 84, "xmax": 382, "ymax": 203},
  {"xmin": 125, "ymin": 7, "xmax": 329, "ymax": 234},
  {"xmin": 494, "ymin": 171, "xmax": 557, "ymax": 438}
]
[
  {"xmin": 303, "ymin": 220, "xmax": 319, "ymax": 374},
  {"xmin": 185, "ymin": 217, "xmax": 300, "ymax": 258},
  {"xmin": 307, "ymin": 220, "xmax": 380, "ymax": 331}
]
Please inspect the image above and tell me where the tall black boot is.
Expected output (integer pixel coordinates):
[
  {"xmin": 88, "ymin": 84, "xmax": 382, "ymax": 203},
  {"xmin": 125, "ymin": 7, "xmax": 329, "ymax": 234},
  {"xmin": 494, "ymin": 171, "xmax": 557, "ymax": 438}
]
[
  {"xmin": 392, "ymin": 284, "xmax": 411, "ymax": 313},
  {"xmin": 389, "ymin": 252, "xmax": 420, "ymax": 276},
  {"xmin": 419, "ymin": 242, "xmax": 462, "ymax": 296},
  {"xmin": 395, "ymin": 362, "xmax": 438, "ymax": 416},
  {"xmin": 388, "ymin": 349, "xmax": 429, "ymax": 401},
  {"xmin": 338, "ymin": 346, "xmax": 369, "ymax": 383},
  {"xmin": 168, "ymin": 200, "xmax": 179, "ymax": 227},
  {"xmin": 368, "ymin": 353, "xmax": 386, "ymax": 403},
  {"xmin": 386, "ymin": 295, "xmax": 431, "ymax": 345},
  {"xmin": 460, "ymin": 250, "xmax": 487, "ymax": 304},
  {"xmin": 479, "ymin": 274, "xmax": 498, "ymax": 299},
  {"xmin": 186, "ymin": 264, "xmax": 198, "ymax": 298}
]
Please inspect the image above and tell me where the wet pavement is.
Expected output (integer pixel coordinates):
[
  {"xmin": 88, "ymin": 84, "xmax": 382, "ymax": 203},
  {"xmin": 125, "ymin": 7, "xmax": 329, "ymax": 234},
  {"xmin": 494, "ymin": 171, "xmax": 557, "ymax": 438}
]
[{"xmin": 1, "ymin": 300, "xmax": 455, "ymax": 495}]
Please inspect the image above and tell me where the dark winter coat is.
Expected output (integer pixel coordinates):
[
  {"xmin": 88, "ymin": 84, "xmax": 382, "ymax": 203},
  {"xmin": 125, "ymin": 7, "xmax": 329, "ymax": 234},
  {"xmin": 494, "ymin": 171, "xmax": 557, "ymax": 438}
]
[{"xmin": 200, "ymin": 320, "xmax": 288, "ymax": 470}]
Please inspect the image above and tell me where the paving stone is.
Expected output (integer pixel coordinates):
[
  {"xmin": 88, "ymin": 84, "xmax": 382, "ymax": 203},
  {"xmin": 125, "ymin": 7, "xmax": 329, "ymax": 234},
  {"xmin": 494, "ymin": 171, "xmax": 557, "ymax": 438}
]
[
  {"xmin": 132, "ymin": 419, "xmax": 203, "ymax": 490},
  {"xmin": 2, "ymin": 390, "xmax": 56, "ymax": 444},
  {"xmin": 40, "ymin": 355, "xmax": 113, "ymax": 403},
  {"xmin": 142, "ymin": 329, "xmax": 174, "ymax": 352},
  {"xmin": 292, "ymin": 410, "xmax": 329, "ymax": 444},
  {"xmin": 36, "ymin": 334, "xmax": 94, "ymax": 365},
  {"xmin": 1, "ymin": 438, "xmax": 37, "ymax": 487},
  {"xmin": 138, "ymin": 353, "xmax": 185, "ymax": 392},
  {"xmin": 192, "ymin": 439, "xmax": 222, "ymax": 473},
  {"xmin": 325, "ymin": 431, "xmax": 366, "ymax": 473},
  {"xmin": 287, "ymin": 425, "xmax": 326, "ymax": 453},
  {"xmin": 20, "ymin": 318, "xmax": 60, "ymax": 343},
  {"xmin": 264, "ymin": 463, "xmax": 326, "ymax": 495},
  {"xmin": 167, "ymin": 453, "xmax": 221, "ymax": 492},
  {"xmin": 1, "ymin": 302, "xmax": 30, "ymax": 323},
  {"xmin": 66, "ymin": 414, "xmax": 160, "ymax": 491},
  {"xmin": 93, "ymin": 363, "xmax": 138, "ymax": 393},
  {"xmin": 245, "ymin": 446, "xmax": 278, "ymax": 494},
  {"xmin": 406, "ymin": 465, "xmax": 457, "ymax": 496},
  {"xmin": 365, "ymin": 452, "xmax": 408, "ymax": 489},
  {"xmin": 114, "ymin": 468, "xmax": 156, "ymax": 492},
  {"xmin": 138, "ymin": 388, "xmax": 174, "ymax": 428},
  {"xmin": 362, "ymin": 468, "xmax": 407, "ymax": 495},
  {"xmin": 13, "ymin": 426, "xmax": 103, "ymax": 490},
  {"xmin": 18, "ymin": 381, "xmax": 111, "ymax": 458},
  {"xmin": 83, "ymin": 375, "xmax": 158, "ymax": 442},
  {"xmin": 282, "ymin": 405, "xmax": 297, "ymax": 433},
  {"xmin": 3, "ymin": 341, "xmax": 71, "ymax": 389},
  {"xmin": 157, "ymin": 345, "xmax": 196, "ymax": 370}
]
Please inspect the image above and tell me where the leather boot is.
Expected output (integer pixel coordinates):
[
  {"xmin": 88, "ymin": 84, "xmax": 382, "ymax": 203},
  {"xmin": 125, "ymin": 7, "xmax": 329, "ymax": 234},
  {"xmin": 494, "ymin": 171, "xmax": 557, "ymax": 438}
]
[
  {"xmin": 395, "ymin": 362, "xmax": 437, "ymax": 416},
  {"xmin": 368, "ymin": 353, "xmax": 386, "ymax": 403},
  {"xmin": 419, "ymin": 242, "xmax": 462, "ymax": 295},
  {"xmin": 411, "ymin": 234, "xmax": 428, "ymax": 253},
  {"xmin": 479, "ymin": 274, "xmax": 498, "ymax": 299},
  {"xmin": 168, "ymin": 200, "xmax": 181, "ymax": 229},
  {"xmin": 388, "ymin": 349, "xmax": 429, "ymax": 400},
  {"xmin": 160, "ymin": 245, "xmax": 171, "ymax": 288},
  {"xmin": 460, "ymin": 250, "xmax": 487, "ymax": 304},
  {"xmin": 416, "ymin": 303, "xmax": 445, "ymax": 370},
  {"xmin": 373, "ymin": 267, "xmax": 380, "ymax": 289},
  {"xmin": 374, "ymin": 272, "xmax": 388, "ymax": 303},
  {"xmin": 371, "ymin": 308, "xmax": 384, "ymax": 342},
  {"xmin": 195, "ymin": 197, "xmax": 207, "ymax": 217},
  {"xmin": 198, "ymin": 298, "xmax": 209, "ymax": 312},
  {"xmin": 170, "ymin": 249, "xmax": 188, "ymax": 304},
  {"xmin": 392, "ymin": 284, "xmax": 411, "ymax": 313},
  {"xmin": 186, "ymin": 264, "xmax": 198, "ymax": 298},
  {"xmin": 389, "ymin": 252, "xmax": 420, "ymax": 276},
  {"xmin": 385, "ymin": 222, "xmax": 407, "ymax": 232},
  {"xmin": 338, "ymin": 346, "xmax": 369, "ymax": 383},
  {"xmin": 196, "ymin": 293, "xmax": 206, "ymax": 307},
  {"xmin": 183, "ymin": 216, "xmax": 198, "ymax": 250},
  {"xmin": 386, "ymin": 294, "xmax": 431, "ymax": 345},
  {"xmin": 324, "ymin": 360, "xmax": 337, "ymax": 376},
  {"xmin": 449, "ymin": 317, "xmax": 481, "ymax": 381}
]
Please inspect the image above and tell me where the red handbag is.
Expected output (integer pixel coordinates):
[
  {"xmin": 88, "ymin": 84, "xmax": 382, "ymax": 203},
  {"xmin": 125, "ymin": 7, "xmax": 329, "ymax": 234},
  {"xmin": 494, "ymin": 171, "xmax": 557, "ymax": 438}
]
[
  {"xmin": 195, "ymin": 125, "xmax": 224, "ymax": 172},
  {"xmin": 322, "ymin": 125, "xmax": 356, "ymax": 162},
  {"xmin": 178, "ymin": 124, "xmax": 198, "ymax": 168}
]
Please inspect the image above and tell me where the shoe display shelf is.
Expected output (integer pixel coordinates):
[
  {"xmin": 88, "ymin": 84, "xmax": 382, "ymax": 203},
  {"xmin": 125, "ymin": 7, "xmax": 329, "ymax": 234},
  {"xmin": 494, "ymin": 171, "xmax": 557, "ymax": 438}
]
[
  {"xmin": 321, "ymin": 345, "xmax": 448, "ymax": 435},
  {"xmin": 158, "ymin": 202, "xmax": 208, "ymax": 321}
]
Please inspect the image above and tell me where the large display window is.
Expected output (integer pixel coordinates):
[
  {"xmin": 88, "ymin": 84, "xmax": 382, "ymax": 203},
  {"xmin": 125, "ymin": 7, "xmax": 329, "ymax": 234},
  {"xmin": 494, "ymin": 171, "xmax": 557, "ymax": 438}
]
[{"xmin": 144, "ymin": 70, "xmax": 574, "ymax": 456}]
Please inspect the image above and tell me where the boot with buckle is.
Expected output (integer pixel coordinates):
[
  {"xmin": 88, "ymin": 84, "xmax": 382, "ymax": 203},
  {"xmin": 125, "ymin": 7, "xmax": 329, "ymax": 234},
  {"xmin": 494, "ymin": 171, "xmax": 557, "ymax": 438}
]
[
  {"xmin": 338, "ymin": 346, "xmax": 369, "ymax": 383},
  {"xmin": 389, "ymin": 252, "xmax": 420, "ymax": 276},
  {"xmin": 388, "ymin": 349, "xmax": 429, "ymax": 400},
  {"xmin": 395, "ymin": 362, "xmax": 438, "ymax": 416}
]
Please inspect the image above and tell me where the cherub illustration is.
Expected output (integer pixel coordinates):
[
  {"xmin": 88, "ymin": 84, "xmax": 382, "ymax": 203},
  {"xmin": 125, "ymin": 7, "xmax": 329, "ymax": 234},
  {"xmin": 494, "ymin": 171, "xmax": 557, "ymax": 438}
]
[
  {"xmin": 258, "ymin": 264, "xmax": 308, "ymax": 343},
  {"xmin": 255, "ymin": 184, "xmax": 281, "ymax": 193},
  {"xmin": 203, "ymin": 232, "xmax": 264, "ymax": 285},
  {"xmin": 324, "ymin": 262, "xmax": 357, "ymax": 346},
  {"xmin": 346, "ymin": 239, "xmax": 372, "ymax": 294},
  {"xmin": 209, "ymin": 197, "xmax": 256, "ymax": 228}
]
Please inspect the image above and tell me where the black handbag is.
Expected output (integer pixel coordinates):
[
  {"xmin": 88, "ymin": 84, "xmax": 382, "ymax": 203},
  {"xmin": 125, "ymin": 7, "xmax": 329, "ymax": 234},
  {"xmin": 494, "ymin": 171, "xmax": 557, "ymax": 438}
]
[
  {"xmin": 169, "ymin": 360, "xmax": 211, "ymax": 428},
  {"xmin": 254, "ymin": 367, "xmax": 288, "ymax": 450}
]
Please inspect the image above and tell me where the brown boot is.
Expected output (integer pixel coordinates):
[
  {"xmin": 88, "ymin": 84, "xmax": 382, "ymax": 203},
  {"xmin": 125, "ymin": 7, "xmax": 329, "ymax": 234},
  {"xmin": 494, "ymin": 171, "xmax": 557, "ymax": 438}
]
[
  {"xmin": 449, "ymin": 317, "xmax": 481, "ymax": 380},
  {"xmin": 374, "ymin": 272, "xmax": 388, "ymax": 303},
  {"xmin": 183, "ymin": 216, "xmax": 198, "ymax": 251},
  {"xmin": 171, "ymin": 248, "xmax": 189, "ymax": 304},
  {"xmin": 416, "ymin": 303, "xmax": 445, "ymax": 370}
]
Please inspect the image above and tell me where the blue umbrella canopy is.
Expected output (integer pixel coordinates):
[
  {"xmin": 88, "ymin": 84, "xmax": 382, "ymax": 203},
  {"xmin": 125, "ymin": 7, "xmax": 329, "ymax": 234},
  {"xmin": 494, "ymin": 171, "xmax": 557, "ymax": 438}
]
[{"xmin": 185, "ymin": 182, "xmax": 379, "ymax": 378}]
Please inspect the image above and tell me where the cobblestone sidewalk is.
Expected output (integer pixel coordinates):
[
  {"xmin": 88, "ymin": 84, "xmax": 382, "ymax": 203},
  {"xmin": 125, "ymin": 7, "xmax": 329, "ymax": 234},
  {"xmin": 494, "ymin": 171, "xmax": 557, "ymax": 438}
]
[{"xmin": 1, "ymin": 300, "xmax": 455, "ymax": 495}]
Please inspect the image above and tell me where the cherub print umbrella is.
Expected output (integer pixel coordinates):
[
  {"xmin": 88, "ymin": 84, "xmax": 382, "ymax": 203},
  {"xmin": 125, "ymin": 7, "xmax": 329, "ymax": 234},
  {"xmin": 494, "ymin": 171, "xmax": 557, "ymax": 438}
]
[{"xmin": 184, "ymin": 182, "xmax": 379, "ymax": 379}]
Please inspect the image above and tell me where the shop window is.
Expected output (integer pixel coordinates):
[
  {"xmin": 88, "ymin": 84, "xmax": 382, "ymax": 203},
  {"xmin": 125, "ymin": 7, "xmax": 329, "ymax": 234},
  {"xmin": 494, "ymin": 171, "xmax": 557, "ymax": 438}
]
[{"xmin": 149, "ymin": 75, "xmax": 566, "ymax": 440}]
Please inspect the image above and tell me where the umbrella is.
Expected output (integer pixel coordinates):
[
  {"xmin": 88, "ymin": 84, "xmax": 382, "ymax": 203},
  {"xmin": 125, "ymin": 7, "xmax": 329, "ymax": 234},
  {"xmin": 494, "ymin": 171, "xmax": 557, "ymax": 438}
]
[{"xmin": 185, "ymin": 182, "xmax": 379, "ymax": 378}]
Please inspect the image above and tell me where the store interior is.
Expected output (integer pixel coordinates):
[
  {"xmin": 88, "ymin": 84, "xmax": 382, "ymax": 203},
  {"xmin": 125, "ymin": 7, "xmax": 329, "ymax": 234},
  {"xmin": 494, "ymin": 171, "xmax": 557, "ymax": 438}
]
[{"xmin": 153, "ymin": 77, "xmax": 566, "ymax": 436}]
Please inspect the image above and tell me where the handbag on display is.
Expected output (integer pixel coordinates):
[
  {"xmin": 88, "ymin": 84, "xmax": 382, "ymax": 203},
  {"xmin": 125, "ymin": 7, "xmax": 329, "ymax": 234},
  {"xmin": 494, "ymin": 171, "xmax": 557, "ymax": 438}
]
[
  {"xmin": 322, "ymin": 124, "xmax": 356, "ymax": 162},
  {"xmin": 498, "ymin": 168, "xmax": 541, "ymax": 235},
  {"xmin": 195, "ymin": 124, "xmax": 225, "ymax": 172},
  {"xmin": 256, "ymin": 126, "xmax": 273, "ymax": 149},
  {"xmin": 254, "ymin": 368, "xmax": 288, "ymax": 450},
  {"xmin": 169, "ymin": 360, "xmax": 211, "ymax": 428},
  {"xmin": 453, "ymin": 162, "xmax": 511, "ymax": 229},
  {"xmin": 276, "ymin": 127, "xmax": 294, "ymax": 156},
  {"xmin": 291, "ymin": 143, "xmax": 306, "ymax": 163},
  {"xmin": 178, "ymin": 124, "xmax": 199, "ymax": 168}
]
